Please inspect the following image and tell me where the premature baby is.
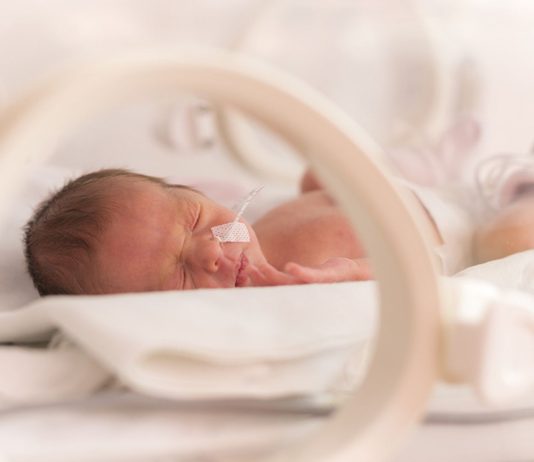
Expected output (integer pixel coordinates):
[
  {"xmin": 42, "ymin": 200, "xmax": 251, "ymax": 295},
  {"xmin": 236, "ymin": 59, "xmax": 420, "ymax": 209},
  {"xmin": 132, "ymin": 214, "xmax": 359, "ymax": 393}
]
[
  {"xmin": 23, "ymin": 168, "xmax": 534, "ymax": 295},
  {"xmin": 24, "ymin": 169, "xmax": 378, "ymax": 295}
]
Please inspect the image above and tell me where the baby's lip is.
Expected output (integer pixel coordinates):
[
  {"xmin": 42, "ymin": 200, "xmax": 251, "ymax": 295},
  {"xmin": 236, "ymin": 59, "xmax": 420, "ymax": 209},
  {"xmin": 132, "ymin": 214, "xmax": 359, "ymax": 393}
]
[{"xmin": 235, "ymin": 253, "xmax": 248, "ymax": 287}]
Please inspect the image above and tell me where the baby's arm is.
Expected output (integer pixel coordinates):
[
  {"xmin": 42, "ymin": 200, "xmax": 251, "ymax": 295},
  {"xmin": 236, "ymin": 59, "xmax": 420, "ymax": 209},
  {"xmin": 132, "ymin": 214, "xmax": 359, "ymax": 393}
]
[{"xmin": 284, "ymin": 257, "xmax": 372, "ymax": 283}]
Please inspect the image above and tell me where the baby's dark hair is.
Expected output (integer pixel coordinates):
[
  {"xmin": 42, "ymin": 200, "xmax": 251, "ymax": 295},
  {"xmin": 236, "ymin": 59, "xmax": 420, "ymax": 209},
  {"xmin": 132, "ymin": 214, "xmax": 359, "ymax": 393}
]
[{"xmin": 23, "ymin": 168, "xmax": 171, "ymax": 296}]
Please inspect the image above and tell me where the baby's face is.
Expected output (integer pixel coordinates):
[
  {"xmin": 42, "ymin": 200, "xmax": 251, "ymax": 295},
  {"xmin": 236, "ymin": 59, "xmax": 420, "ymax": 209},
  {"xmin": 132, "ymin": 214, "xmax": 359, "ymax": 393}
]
[{"xmin": 92, "ymin": 181, "xmax": 268, "ymax": 293}]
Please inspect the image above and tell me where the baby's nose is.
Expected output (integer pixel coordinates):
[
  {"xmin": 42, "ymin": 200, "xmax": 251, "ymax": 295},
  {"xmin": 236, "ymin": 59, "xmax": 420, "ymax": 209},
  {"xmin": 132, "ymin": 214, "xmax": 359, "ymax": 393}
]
[{"xmin": 188, "ymin": 235, "xmax": 222, "ymax": 273}]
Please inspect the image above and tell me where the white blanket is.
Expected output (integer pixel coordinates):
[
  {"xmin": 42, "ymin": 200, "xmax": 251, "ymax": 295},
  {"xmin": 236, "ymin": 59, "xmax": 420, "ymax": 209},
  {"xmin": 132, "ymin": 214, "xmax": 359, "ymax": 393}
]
[
  {"xmin": 0, "ymin": 282, "xmax": 377, "ymax": 408},
  {"xmin": 1, "ymin": 270, "xmax": 534, "ymax": 462}
]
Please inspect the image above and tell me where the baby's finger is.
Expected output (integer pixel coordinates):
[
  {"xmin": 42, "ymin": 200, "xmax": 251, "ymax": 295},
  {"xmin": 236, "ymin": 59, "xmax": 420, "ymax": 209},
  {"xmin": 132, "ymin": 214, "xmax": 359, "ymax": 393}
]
[
  {"xmin": 284, "ymin": 262, "xmax": 325, "ymax": 282},
  {"xmin": 346, "ymin": 258, "xmax": 373, "ymax": 280},
  {"xmin": 285, "ymin": 258, "xmax": 373, "ymax": 283},
  {"xmin": 319, "ymin": 257, "xmax": 373, "ymax": 281},
  {"xmin": 248, "ymin": 264, "xmax": 297, "ymax": 286},
  {"xmin": 259, "ymin": 264, "xmax": 299, "ymax": 285}
]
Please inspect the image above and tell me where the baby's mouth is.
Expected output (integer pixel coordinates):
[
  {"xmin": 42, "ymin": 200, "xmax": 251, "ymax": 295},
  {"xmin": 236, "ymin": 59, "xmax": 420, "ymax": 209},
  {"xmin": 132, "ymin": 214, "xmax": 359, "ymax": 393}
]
[{"xmin": 235, "ymin": 253, "xmax": 248, "ymax": 287}]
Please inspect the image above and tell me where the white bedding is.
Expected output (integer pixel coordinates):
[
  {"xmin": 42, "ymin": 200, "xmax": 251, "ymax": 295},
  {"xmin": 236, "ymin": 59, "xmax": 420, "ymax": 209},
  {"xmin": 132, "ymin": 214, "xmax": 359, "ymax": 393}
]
[
  {"xmin": 0, "ymin": 283, "xmax": 376, "ymax": 408},
  {"xmin": 0, "ymin": 274, "xmax": 533, "ymax": 462}
]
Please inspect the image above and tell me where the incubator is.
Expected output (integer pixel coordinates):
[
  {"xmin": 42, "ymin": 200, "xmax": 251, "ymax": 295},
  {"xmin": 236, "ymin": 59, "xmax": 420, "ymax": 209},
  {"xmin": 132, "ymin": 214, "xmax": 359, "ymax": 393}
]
[{"xmin": 1, "ymin": 2, "xmax": 534, "ymax": 462}]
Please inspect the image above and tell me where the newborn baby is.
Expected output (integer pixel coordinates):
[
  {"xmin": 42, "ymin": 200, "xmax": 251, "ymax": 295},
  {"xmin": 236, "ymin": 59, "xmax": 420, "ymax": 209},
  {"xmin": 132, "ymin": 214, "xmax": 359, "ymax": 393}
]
[
  {"xmin": 24, "ymin": 169, "xmax": 381, "ymax": 295},
  {"xmin": 24, "ymin": 167, "xmax": 534, "ymax": 296}
]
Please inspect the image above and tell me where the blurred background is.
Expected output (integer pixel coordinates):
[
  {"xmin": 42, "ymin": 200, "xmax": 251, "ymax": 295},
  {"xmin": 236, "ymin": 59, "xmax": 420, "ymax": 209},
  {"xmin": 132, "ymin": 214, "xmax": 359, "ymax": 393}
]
[
  {"xmin": 0, "ymin": 0, "xmax": 533, "ymax": 234},
  {"xmin": 1, "ymin": 0, "xmax": 534, "ymax": 153}
]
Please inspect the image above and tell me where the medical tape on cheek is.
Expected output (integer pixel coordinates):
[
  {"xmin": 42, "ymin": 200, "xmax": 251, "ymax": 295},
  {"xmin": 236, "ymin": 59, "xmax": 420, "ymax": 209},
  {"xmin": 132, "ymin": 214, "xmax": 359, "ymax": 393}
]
[
  {"xmin": 211, "ymin": 186, "xmax": 263, "ymax": 243},
  {"xmin": 211, "ymin": 222, "xmax": 250, "ymax": 242}
]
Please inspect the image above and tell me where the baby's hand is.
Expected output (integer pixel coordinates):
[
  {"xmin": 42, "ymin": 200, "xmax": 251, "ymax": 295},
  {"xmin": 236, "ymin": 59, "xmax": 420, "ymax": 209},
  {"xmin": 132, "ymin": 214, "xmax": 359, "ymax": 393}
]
[
  {"xmin": 246, "ymin": 263, "xmax": 301, "ymax": 287},
  {"xmin": 283, "ymin": 257, "xmax": 373, "ymax": 284}
]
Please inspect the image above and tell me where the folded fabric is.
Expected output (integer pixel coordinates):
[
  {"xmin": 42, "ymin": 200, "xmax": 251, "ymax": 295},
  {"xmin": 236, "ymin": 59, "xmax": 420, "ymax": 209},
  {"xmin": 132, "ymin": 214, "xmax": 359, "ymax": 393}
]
[
  {"xmin": 0, "ymin": 340, "xmax": 111, "ymax": 409},
  {"xmin": 43, "ymin": 283, "xmax": 377, "ymax": 400},
  {"xmin": 441, "ymin": 276, "xmax": 534, "ymax": 406},
  {"xmin": 0, "ymin": 304, "xmax": 56, "ymax": 343},
  {"xmin": 0, "ymin": 283, "xmax": 376, "ymax": 406},
  {"xmin": 455, "ymin": 249, "xmax": 534, "ymax": 294}
]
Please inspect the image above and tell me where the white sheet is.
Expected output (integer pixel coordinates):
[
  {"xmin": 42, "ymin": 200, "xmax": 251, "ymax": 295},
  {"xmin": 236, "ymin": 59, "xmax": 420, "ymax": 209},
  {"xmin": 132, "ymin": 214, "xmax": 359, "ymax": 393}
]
[
  {"xmin": 0, "ymin": 341, "xmax": 110, "ymax": 409},
  {"xmin": 0, "ymin": 273, "xmax": 532, "ymax": 462},
  {"xmin": 0, "ymin": 283, "xmax": 376, "ymax": 407}
]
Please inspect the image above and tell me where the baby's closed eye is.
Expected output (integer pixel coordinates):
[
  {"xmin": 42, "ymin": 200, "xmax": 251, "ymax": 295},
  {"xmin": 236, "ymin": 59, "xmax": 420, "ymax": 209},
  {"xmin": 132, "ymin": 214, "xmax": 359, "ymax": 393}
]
[{"xmin": 191, "ymin": 207, "xmax": 201, "ymax": 230}]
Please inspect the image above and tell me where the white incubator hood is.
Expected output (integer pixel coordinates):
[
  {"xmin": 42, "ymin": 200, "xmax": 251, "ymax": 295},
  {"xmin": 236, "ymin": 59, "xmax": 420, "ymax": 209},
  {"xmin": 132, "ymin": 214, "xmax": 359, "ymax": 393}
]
[{"xmin": 0, "ymin": 49, "xmax": 533, "ymax": 462}]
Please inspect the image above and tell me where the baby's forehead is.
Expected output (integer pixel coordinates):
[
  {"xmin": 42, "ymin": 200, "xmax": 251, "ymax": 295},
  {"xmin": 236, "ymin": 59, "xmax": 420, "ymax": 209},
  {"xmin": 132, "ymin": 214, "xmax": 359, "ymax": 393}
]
[{"xmin": 110, "ymin": 180, "xmax": 219, "ymax": 227}]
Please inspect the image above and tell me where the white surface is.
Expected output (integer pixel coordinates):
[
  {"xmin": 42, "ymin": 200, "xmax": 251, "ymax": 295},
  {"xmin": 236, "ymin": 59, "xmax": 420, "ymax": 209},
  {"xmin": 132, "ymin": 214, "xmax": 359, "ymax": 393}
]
[
  {"xmin": 0, "ymin": 393, "xmax": 323, "ymax": 462},
  {"xmin": 442, "ymin": 277, "xmax": 534, "ymax": 406},
  {"xmin": 396, "ymin": 413, "xmax": 534, "ymax": 462}
]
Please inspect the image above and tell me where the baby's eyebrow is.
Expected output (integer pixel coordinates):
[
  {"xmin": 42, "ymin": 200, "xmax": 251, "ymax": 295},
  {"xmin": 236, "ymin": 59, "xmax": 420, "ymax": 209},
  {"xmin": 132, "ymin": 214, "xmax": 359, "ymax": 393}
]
[
  {"xmin": 160, "ymin": 264, "xmax": 185, "ymax": 290},
  {"xmin": 178, "ymin": 265, "xmax": 186, "ymax": 291},
  {"xmin": 163, "ymin": 255, "xmax": 185, "ymax": 291},
  {"xmin": 165, "ymin": 187, "xmax": 201, "ymax": 221}
]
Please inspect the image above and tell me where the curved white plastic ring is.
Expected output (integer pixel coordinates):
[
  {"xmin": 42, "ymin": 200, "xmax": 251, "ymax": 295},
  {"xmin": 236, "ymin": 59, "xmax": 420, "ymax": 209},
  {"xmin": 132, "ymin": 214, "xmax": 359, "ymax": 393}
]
[{"xmin": 0, "ymin": 49, "xmax": 442, "ymax": 462}]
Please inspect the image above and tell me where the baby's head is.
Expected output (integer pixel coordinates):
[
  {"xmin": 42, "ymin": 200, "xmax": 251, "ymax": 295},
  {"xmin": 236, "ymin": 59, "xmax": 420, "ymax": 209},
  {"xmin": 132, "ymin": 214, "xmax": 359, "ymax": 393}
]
[{"xmin": 24, "ymin": 169, "xmax": 267, "ymax": 296}]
